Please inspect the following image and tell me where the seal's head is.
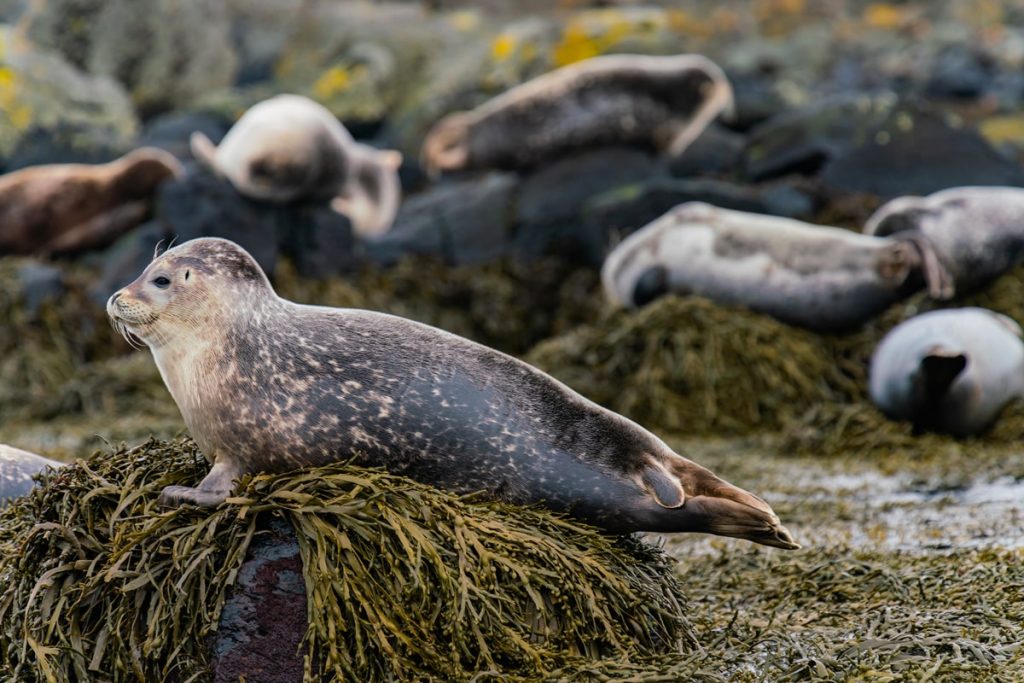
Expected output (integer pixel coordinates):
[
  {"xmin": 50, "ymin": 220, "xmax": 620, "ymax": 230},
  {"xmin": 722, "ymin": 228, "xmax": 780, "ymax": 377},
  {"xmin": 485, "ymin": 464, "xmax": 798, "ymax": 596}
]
[
  {"xmin": 421, "ymin": 112, "xmax": 471, "ymax": 177},
  {"xmin": 106, "ymin": 238, "xmax": 271, "ymax": 349}
]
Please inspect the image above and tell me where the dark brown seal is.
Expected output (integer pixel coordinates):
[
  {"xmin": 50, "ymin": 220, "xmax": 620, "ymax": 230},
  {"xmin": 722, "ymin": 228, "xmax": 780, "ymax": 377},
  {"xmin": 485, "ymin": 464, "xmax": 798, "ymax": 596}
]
[
  {"xmin": 0, "ymin": 148, "xmax": 183, "ymax": 256},
  {"xmin": 602, "ymin": 203, "xmax": 939, "ymax": 332},
  {"xmin": 421, "ymin": 54, "xmax": 732, "ymax": 174},
  {"xmin": 107, "ymin": 237, "xmax": 797, "ymax": 549}
]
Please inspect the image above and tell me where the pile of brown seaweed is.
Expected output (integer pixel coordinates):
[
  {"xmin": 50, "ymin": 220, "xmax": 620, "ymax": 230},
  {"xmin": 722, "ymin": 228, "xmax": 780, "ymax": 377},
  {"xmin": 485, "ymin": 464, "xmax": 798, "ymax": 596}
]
[{"xmin": 0, "ymin": 438, "xmax": 696, "ymax": 682}]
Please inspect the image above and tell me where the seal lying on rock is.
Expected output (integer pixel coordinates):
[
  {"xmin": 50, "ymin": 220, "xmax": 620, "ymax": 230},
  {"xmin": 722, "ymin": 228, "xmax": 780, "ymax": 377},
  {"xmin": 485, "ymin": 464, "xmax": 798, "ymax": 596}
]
[
  {"xmin": 602, "ymin": 202, "xmax": 939, "ymax": 332},
  {"xmin": 869, "ymin": 307, "xmax": 1024, "ymax": 436},
  {"xmin": 0, "ymin": 148, "xmax": 182, "ymax": 256},
  {"xmin": 107, "ymin": 237, "xmax": 797, "ymax": 549},
  {"xmin": 864, "ymin": 186, "xmax": 1024, "ymax": 298},
  {"xmin": 0, "ymin": 445, "xmax": 64, "ymax": 504},
  {"xmin": 190, "ymin": 94, "xmax": 402, "ymax": 238},
  {"xmin": 421, "ymin": 54, "xmax": 733, "ymax": 174}
]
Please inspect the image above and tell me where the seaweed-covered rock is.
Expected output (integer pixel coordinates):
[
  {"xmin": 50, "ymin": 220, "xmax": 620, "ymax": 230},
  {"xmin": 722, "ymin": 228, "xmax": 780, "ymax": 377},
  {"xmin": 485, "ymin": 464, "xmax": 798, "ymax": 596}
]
[
  {"xmin": 0, "ymin": 438, "xmax": 694, "ymax": 681},
  {"xmin": 527, "ymin": 296, "xmax": 861, "ymax": 436},
  {"xmin": 0, "ymin": 27, "xmax": 136, "ymax": 163},
  {"xmin": 743, "ymin": 95, "xmax": 1024, "ymax": 197},
  {"xmin": 20, "ymin": 0, "xmax": 238, "ymax": 116}
]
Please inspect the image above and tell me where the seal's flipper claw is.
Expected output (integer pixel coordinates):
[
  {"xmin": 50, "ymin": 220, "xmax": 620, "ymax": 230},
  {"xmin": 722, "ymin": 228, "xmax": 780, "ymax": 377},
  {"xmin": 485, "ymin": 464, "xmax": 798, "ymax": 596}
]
[{"xmin": 159, "ymin": 485, "xmax": 228, "ymax": 508}]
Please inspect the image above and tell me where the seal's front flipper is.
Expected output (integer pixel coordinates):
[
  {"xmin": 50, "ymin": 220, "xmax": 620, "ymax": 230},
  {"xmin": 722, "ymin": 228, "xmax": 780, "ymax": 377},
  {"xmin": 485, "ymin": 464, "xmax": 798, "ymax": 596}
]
[
  {"xmin": 657, "ymin": 456, "xmax": 800, "ymax": 550},
  {"xmin": 159, "ymin": 485, "xmax": 229, "ymax": 508},
  {"xmin": 189, "ymin": 132, "xmax": 223, "ymax": 177},
  {"xmin": 159, "ymin": 460, "xmax": 238, "ymax": 508}
]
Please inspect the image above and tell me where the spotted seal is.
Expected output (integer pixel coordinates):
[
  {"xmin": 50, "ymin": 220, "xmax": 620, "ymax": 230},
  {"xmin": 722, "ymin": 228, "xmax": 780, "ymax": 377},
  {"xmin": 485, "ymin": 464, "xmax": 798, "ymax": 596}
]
[
  {"xmin": 0, "ymin": 148, "xmax": 182, "ymax": 256},
  {"xmin": 0, "ymin": 445, "xmax": 64, "ymax": 504},
  {"xmin": 869, "ymin": 307, "xmax": 1024, "ymax": 436},
  {"xmin": 421, "ymin": 53, "xmax": 733, "ymax": 174},
  {"xmin": 864, "ymin": 186, "xmax": 1024, "ymax": 298},
  {"xmin": 190, "ymin": 94, "xmax": 402, "ymax": 238},
  {"xmin": 602, "ymin": 202, "xmax": 941, "ymax": 332},
  {"xmin": 106, "ymin": 237, "xmax": 797, "ymax": 549}
]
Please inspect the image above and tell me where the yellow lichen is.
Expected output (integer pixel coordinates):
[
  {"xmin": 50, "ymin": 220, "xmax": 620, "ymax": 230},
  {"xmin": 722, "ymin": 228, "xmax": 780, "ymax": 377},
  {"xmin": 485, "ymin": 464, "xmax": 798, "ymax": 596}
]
[
  {"xmin": 863, "ymin": 3, "xmax": 907, "ymax": 29},
  {"xmin": 552, "ymin": 23, "xmax": 601, "ymax": 67},
  {"xmin": 979, "ymin": 115, "xmax": 1024, "ymax": 146},
  {"xmin": 552, "ymin": 10, "xmax": 667, "ymax": 68},
  {"xmin": 491, "ymin": 33, "xmax": 517, "ymax": 62},
  {"xmin": 312, "ymin": 66, "xmax": 353, "ymax": 100}
]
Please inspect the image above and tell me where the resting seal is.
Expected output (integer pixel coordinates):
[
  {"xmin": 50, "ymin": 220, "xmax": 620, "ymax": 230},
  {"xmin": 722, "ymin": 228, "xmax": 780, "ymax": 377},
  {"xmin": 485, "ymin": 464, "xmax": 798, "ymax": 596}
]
[
  {"xmin": 190, "ymin": 94, "xmax": 402, "ymax": 238},
  {"xmin": 864, "ymin": 186, "xmax": 1024, "ymax": 298},
  {"xmin": 602, "ymin": 202, "xmax": 937, "ymax": 332},
  {"xmin": 0, "ymin": 148, "xmax": 182, "ymax": 256},
  {"xmin": 0, "ymin": 445, "xmax": 64, "ymax": 504},
  {"xmin": 107, "ymin": 237, "xmax": 797, "ymax": 549},
  {"xmin": 869, "ymin": 308, "xmax": 1024, "ymax": 436},
  {"xmin": 421, "ymin": 54, "xmax": 733, "ymax": 174}
]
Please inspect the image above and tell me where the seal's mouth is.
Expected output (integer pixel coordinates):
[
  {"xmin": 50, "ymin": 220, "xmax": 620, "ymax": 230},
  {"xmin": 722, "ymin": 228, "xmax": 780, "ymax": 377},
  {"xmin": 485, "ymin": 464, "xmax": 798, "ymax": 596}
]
[{"xmin": 106, "ymin": 293, "xmax": 156, "ymax": 349}]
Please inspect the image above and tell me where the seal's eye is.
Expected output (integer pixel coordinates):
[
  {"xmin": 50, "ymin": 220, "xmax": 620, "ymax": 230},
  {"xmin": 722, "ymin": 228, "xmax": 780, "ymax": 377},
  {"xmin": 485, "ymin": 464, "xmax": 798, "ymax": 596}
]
[{"xmin": 152, "ymin": 276, "xmax": 171, "ymax": 289}]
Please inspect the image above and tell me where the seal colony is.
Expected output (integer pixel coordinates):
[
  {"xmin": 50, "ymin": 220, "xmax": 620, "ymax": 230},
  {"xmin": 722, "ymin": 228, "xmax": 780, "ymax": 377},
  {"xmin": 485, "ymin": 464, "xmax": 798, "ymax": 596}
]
[
  {"xmin": 107, "ymin": 237, "xmax": 797, "ymax": 549},
  {"xmin": 0, "ymin": 148, "xmax": 182, "ymax": 256},
  {"xmin": 601, "ymin": 203, "xmax": 936, "ymax": 332},
  {"xmin": 190, "ymin": 94, "xmax": 403, "ymax": 238},
  {"xmin": 870, "ymin": 307, "xmax": 1024, "ymax": 436},
  {"xmin": 420, "ymin": 53, "xmax": 733, "ymax": 174}
]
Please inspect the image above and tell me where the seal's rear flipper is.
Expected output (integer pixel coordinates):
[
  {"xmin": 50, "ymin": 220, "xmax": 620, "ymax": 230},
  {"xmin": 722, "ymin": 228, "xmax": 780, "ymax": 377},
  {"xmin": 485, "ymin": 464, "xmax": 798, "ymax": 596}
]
[
  {"xmin": 190, "ymin": 132, "xmax": 224, "ymax": 177},
  {"xmin": 919, "ymin": 350, "xmax": 968, "ymax": 395},
  {"xmin": 647, "ymin": 456, "xmax": 800, "ymax": 549}
]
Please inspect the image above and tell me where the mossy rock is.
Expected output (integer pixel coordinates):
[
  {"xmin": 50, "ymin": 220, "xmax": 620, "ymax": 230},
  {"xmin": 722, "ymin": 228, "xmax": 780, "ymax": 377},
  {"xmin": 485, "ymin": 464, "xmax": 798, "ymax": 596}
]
[
  {"xmin": 0, "ymin": 438, "xmax": 696, "ymax": 681},
  {"xmin": 0, "ymin": 26, "xmax": 136, "ymax": 160}
]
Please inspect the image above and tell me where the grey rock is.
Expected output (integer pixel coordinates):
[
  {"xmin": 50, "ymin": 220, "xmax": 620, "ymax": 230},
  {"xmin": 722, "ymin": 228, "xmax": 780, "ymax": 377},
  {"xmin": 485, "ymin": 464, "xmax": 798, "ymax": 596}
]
[
  {"xmin": 666, "ymin": 123, "xmax": 746, "ymax": 178},
  {"xmin": 365, "ymin": 172, "xmax": 517, "ymax": 267},
  {"xmin": 515, "ymin": 147, "xmax": 663, "ymax": 265},
  {"xmin": 211, "ymin": 516, "xmax": 306, "ymax": 683},
  {"xmin": 21, "ymin": 0, "xmax": 238, "ymax": 116},
  {"xmin": 584, "ymin": 177, "xmax": 814, "ymax": 244},
  {"xmin": 743, "ymin": 95, "xmax": 1024, "ymax": 198},
  {"xmin": 136, "ymin": 111, "xmax": 231, "ymax": 162}
]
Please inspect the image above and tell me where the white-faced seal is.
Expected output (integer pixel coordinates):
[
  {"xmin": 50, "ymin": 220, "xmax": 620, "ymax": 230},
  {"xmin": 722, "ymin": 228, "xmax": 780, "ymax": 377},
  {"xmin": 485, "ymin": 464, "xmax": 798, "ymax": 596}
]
[
  {"xmin": 190, "ymin": 94, "xmax": 402, "ymax": 238},
  {"xmin": 864, "ymin": 186, "xmax": 1024, "ymax": 299},
  {"xmin": 602, "ymin": 202, "xmax": 937, "ymax": 332},
  {"xmin": 420, "ymin": 54, "xmax": 733, "ymax": 174},
  {"xmin": 0, "ymin": 445, "xmax": 64, "ymax": 504},
  {"xmin": 0, "ymin": 148, "xmax": 183, "ymax": 256},
  {"xmin": 106, "ymin": 237, "xmax": 797, "ymax": 549},
  {"xmin": 869, "ymin": 307, "xmax": 1024, "ymax": 436}
]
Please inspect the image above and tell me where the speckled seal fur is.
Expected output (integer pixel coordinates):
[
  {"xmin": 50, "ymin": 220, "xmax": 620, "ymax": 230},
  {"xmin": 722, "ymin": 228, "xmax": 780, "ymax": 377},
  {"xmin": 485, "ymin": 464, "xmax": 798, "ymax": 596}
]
[
  {"xmin": 421, "ymin": 54, "xmax": 733, "ymax": 174},
  {"xmin": 190, "ymin": 94, "xmax": 402, "ymax": 238},
  {"xmin": 602, "ymin": 202, "xmax": 937, "ymax": 332},
  {"xmin": 0, "ymin": 148, "xmax": 182, "ymax": 256},
  {"xmin": 865, "ymin": 186, "xmax": 1024, "ymax": 298},
  {"xmin": 107, "ymin": 237, "xmax": 797, "ymax": 549},
  {"xmin": 0, "ymin": 445, "xmax": 64, "ymax": 504},
  {"xmin": 870, "ymin": 307, "xmax": 1024, "ymax": 436}
]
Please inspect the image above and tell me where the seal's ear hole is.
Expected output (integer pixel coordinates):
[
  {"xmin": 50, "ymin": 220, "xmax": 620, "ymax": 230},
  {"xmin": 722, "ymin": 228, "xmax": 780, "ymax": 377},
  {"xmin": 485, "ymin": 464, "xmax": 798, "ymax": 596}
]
[{"xmin": 184, "ymin": 269, "xmax": 190, "ymax": 281}]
